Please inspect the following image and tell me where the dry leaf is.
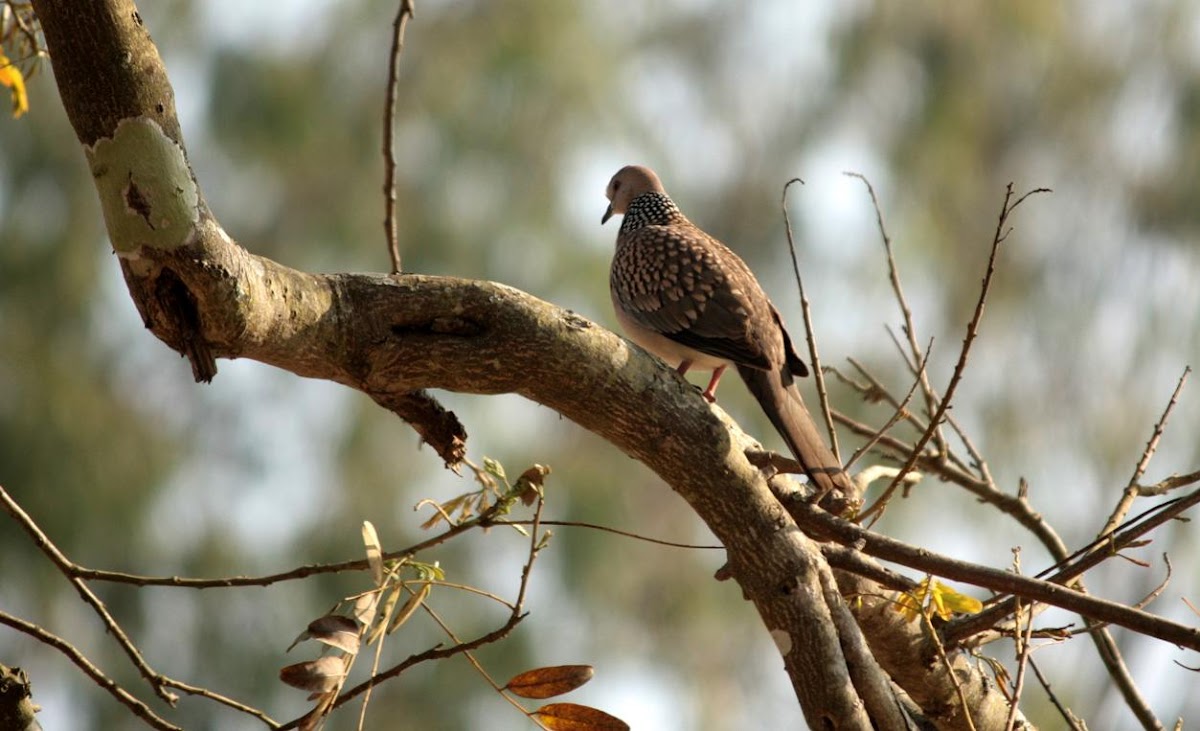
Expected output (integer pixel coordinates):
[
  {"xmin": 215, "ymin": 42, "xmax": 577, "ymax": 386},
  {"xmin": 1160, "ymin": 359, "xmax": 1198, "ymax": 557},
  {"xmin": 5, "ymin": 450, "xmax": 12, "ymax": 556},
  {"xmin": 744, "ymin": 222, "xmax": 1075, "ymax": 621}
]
[
  {"xmin": 388, "ymin": 583, "xmax": 432, "ymax": 634},
  {"xmin": 362, "ymin": 521, "xmax": 384, "ymax": 586},
  {"xmin": 504, "ymin": 664, "xmax": 594, "ymax": 699},
  {"xmin": 533, "ymin": 702, "xmax": 629, "ymax": 730},
  {"xmin": 287, "ymin": 614, "xmax": 360, "ymax": 653},
  {"xmin": 309, "ymin": 615, "xmax": 361, "ymax": 654},
  {"xmin": 353, "ymin": 591, "xmax": 380, "ymax": 625},
  {"xmin": 279, "ymin": 656, "xmax": 347, "ymax": 693},
  {"xmin": 516, "ymin": 464, "xmax": 551, "ymax": 505},
  {"xmin": 366, "ymin": 585, "xmax": 402, "ymax": 645}
]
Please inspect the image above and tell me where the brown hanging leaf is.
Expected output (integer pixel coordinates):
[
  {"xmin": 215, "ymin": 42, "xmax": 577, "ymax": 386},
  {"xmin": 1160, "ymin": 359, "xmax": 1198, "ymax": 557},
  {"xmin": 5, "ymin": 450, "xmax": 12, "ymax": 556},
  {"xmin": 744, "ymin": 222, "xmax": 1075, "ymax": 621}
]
[
  {"xmin": 279, "ymin": 656, "xmax": 347, "ymax": 693},
  {"xmin": 504, "ymin": 664, "xmax": 594, "ymax": 699},
  {"xmin": 287, "ymin": 614, "xmax": 360, "ymax": 653},
  {"xmin": 388, "ymin": 583, "xmax": 432, "ymax": 634},
  {"xmin": 532, "ymin": 702, "xmax": 629, "ymax": 730},
  {"xmin": 515, "ymin": 464, "xmax": 551, "ymax": 505},
  {"xmin": 309, "ymin": 615, "xmax": 361, "ymax": 654},
  {"xmin": 362, "ymin": 521, "xmax": 384, "ymax": 586}
]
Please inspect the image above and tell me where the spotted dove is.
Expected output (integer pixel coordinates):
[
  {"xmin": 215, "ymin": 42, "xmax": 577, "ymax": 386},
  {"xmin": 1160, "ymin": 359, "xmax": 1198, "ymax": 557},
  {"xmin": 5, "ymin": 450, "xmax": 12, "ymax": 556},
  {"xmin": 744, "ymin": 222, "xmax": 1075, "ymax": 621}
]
[{"xmin": 602, "ymin": 164, "xmax": 850, "ymax": 497}]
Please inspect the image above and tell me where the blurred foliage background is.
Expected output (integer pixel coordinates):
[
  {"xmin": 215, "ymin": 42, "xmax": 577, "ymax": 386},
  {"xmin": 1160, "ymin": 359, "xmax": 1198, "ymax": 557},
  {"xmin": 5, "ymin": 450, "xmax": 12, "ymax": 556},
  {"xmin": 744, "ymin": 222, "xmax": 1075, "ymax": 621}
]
[{"xmin": 2, "ymin": 1, "xmax": 1199, "ymax": 729}]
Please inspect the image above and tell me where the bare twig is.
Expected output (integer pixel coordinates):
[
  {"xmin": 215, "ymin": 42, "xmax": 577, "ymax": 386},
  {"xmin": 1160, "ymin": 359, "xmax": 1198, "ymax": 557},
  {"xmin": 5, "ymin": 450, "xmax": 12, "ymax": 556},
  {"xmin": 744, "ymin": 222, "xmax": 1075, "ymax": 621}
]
[
  {"xmin": 158, "ymin": 677, "xmax": 280, "ymax": 728},
  {"xmin": 1065, "ymin": 555, "xmax": 1174, "ymax": 641},
  {"xmin": 781, "ymin": 177, "xmax": 841, "ymax": 464},
  {"xmin": 497, "ymin": 519, "xmax": 721, "ymax": 550},
  {"xmin": 945, "ymin": 488, "xmax": 1200, "ymax": 643},
  {"xmin": 415, "ymin": 580, "xmax": 516, "ymax": 610},
  {"xmin": 960, "ymin": 492, "xmax": 1200, "ymax": 628},
  {"xmin": 847, "ymin": 354, "xmax": 931, "ymax": 435},
  {"xmin": 1138, "ymin": 468, "xmax": 1200, "ymax": 496},
  {"xmin": 851, "ymin": 339, "xmax": 932, "ymax": 516},
  {"xmin": 382, "ymin": 0, "xmax": 415, "ymax": 274},
  {"xmin": 773, "ymin": 488, "xmax": 1200, "ymax": 651},
  {"xmin": 0, "ymin": 611, "xmax": 185, "ymax": 731},
  {"xmin": 845, "ymin": 171, "xmax": 946, "ymax": 457},
  {"xmin": 0, "ymin": 485, "xmax": 178, "ymax": 704},
  {"xmin": 65, "ymin": 495, "xmax": 523, "ymax": 590},
  {"xmin": 514, "ymin": 487, "xmax": 547, "ymax": 614},
  {"xmin": 836, "ymin": 376, "xmax": 1164, "ymax": 725},
  {"xmin": 881, "ymin": 325, "xmax": 993, "ymax": 482},
  {"xmin": 1006, "ymin": 598, "xmax": 1037, "ymax": 731},
  {"xmin": 922, "ymin": 610, "xmax": 978, "ymax": 731},
  {"xmin": 833, "ymin": 408, "xmax": 1075, "ymax": 561},
  {"xmin": 1, "ymin": 507, "xmax": 713, "ymax": 608},
  {"xmin": 1029, "ymin": 656, "xmax": 1087, "ymax": 730},
  {"xmin": 1100, "ymin": 365, "xmax": 1191, "ymax": 537},
  {"xmin": 1092, "ymin": 632, "xmax": 1158, "ymax": 730},
  {"xmin": 357, "ymin": 575, "xmax": 395, "ymax": 730},
  {"xmin": 1135, "ymin": 554, "xmax": 1173, "ymax": 611},
  {"xmin": 941, "ymin": 408, "xmax": 998, "ymax": 484},
  {"xmin": 419, "ymin": 600, "xmax": 551, "ymax": 730},
  {"xmin": 881, "ymin": 183, "xmax": 1049, "ymax": 499}
]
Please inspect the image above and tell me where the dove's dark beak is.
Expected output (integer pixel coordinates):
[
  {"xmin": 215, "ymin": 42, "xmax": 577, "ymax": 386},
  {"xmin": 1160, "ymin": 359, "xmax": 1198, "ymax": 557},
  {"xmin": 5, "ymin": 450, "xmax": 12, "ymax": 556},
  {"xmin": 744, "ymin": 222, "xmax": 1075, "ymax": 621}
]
[{"xmin": 601, "ymin": 204, "xmax": 614, "ymax": 224}]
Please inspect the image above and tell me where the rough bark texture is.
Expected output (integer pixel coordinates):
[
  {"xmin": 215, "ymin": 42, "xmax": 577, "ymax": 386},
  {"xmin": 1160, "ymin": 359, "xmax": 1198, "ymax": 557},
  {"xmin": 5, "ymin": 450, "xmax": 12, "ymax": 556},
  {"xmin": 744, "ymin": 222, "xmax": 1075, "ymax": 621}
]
[
  {"xmin": 0, "ymin": 665, "xmax": 39, "ymax": 731},
  {"xmin": 29, "ymin": 0, "xmax": 1022, "ymax": 728}
]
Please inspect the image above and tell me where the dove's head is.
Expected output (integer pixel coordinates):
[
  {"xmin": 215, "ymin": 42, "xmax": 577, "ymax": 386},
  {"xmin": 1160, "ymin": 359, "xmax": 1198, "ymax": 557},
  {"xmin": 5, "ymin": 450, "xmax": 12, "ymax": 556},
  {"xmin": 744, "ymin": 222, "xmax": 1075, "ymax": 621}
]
[{"xmin": 602, "ymin": 165, "xmax": 664, "ymax": 224}]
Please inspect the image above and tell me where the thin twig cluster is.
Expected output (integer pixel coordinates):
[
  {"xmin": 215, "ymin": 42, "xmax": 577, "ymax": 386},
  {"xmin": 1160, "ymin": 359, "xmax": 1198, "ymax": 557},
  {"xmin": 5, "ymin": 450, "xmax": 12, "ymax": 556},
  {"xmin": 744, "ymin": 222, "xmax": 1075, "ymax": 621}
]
[{"xmin": 779, "ymin": 174, "xmax": 1199, "ymax": 729}]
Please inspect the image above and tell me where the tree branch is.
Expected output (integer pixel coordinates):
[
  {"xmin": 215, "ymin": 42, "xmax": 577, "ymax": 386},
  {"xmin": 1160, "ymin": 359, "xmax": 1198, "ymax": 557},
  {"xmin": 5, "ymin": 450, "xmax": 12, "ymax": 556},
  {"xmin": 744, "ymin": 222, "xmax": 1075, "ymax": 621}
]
[
  {"xmin": 0, "ymin": 612, "xmax": 182, "ymax": 731},
  {"xmin": 27, "ymin": 0, "xmax": 883, "ymax": 721},
  {"xmin": 775, "ymin": 484, "xmax": 1200, "ymax": 652}
]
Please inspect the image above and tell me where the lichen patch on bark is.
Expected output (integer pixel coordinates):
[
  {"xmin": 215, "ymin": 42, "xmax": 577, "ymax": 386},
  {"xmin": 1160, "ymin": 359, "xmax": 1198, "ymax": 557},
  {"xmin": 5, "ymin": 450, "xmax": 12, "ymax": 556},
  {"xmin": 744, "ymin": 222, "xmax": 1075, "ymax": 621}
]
[{"xmin": 86, "ymin": 117, "xmax": 199, "ymax": 254}]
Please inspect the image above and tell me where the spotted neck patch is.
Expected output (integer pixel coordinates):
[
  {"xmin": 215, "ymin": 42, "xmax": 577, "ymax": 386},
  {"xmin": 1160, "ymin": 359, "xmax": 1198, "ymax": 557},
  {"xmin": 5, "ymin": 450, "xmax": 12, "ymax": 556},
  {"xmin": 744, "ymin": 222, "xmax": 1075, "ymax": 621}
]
[{"xmin": 619, "ymin": 191, "xmax": 687, "ymax": 233}]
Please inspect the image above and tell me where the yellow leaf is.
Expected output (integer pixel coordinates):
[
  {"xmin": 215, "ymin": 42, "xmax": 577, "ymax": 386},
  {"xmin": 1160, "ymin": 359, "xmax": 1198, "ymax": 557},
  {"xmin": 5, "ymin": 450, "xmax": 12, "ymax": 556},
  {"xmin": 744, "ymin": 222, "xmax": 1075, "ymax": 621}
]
[
  {"xmin": 386, "ymin": 582, "xmax": 431, "ymax": 634},
  {"xmin": 894, "ymin": 577, "xmax": 931, "ymax": 621},
  {"xmin": 894, "ymin": 577, "xmax": 982, "ymax": 622},
  {"xmin": 0, "ymin": 53, "xmax": 29, "ymax": 118},
  {"xmin": 366, "ymin": 585, "xmax": 402, "ymax": 645},
  {"xmin": 931, "ymin": 581, "xmax": 982, "ymax": 619}
]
